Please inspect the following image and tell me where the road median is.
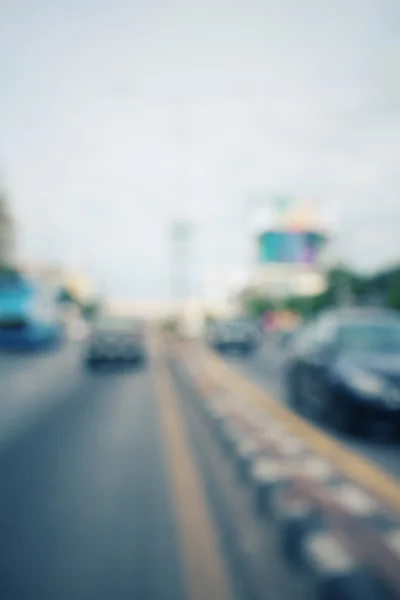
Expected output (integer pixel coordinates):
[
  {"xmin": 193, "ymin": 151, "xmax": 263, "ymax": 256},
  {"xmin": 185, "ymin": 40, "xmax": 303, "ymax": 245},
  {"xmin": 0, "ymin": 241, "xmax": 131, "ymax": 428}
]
[{"xmin": 170, "ymin": 339, "xmax": 400, "ymax": 599}]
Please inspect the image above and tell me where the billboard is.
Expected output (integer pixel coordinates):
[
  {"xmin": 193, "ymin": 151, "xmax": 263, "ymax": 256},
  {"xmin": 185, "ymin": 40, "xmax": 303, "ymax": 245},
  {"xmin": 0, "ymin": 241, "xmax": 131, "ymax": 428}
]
[
  {"xmin": 257, "ymin": 231, "xmax": 325, "ymax": 265},
  {"xmin": 252, "ymin": 197, "xmax": 329, "ymax": 266}
]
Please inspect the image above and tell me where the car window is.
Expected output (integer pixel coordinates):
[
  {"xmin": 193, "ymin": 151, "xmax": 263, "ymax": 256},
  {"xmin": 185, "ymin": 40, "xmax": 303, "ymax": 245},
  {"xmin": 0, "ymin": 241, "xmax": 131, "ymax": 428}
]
[
  {"xmin": 291, "ymin": 323, "xmax": 316, "ymax": 352},
  {"xmin": 338, "ymin": 321, "xmax": 400, "ymax": 354},
  {"xmin": 313, "ymin": 315, "xmax": 337, "ymax": 345},
  {"xmin": 95, "ymin": 316, "xmax": 135, "ymax": 331}
]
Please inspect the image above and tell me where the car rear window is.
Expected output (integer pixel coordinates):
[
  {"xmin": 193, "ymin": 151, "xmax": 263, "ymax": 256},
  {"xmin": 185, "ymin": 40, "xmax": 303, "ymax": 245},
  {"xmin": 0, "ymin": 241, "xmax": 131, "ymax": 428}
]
[
  {"xmin": 338, "ymin": 321, "xmax": 400, "ymax": 354},
  {"xmin": 95, "ymin": 316, "xmax": 137, "ymax": 331}
]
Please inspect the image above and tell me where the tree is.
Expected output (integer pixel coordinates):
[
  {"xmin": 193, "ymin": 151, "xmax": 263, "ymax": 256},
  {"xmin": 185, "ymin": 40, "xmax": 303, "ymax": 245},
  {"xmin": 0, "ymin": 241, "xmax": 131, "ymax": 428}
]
[
  {"xmin": 57, "ymin": 287, "xmax": 78, "ymax": 305},
  {"xmin": 243, "ymin": 294, "xmax": 275, "ymax": 318},
  {"xmin": 0, "ymin": 263, "xmax": 18, "ymax": 277},
  {"xmin": 81, "ymin": 301, "xmax": 101, "ymax": 321},
  {"xmin": 387, "ymin": 267, "xmax": 400, "ymax": 311}
]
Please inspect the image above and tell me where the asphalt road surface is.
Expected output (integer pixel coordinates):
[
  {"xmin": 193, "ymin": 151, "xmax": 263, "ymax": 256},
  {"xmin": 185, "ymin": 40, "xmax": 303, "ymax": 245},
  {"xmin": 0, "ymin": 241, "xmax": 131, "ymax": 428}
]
[
  {"xmin": 7, "ymin": 335, "xmax": 395, "ymax": 600},
  {"xmin": 223, "ymin": 338, "xmax": 400, "ymax": 480},
  {"xmin": 0, "ymin": 342, "xmax": 314, "ymax": 600},
  {"xmin": 0, "ymin": 343, "xmax": 190, "ymax": 600}
]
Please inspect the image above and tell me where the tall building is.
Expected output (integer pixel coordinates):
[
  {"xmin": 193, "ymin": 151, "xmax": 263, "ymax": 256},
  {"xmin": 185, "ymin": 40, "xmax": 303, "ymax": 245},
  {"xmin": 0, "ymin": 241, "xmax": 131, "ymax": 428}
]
[{"xmin": 0, "ymin": 189, "xmax": 15, "ymax": 265}]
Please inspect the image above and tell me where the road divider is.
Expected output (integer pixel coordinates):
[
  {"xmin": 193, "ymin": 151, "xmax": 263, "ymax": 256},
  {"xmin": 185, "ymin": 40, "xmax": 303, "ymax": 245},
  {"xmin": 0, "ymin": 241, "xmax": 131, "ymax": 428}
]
[
  {"xmin": 152, "ymin": 340, "xmax": 233, "ymax": 600},
  {"xmin": 170, "ymin": 340, "xmax": 400, "ymax": 600}
]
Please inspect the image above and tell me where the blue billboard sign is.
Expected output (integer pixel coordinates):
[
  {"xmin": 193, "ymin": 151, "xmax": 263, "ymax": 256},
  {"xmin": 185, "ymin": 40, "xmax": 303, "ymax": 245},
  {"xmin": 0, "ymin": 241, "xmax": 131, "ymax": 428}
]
[{"xmin": 257, "ymin": 231, "xmax": 325, "ymax": 265}]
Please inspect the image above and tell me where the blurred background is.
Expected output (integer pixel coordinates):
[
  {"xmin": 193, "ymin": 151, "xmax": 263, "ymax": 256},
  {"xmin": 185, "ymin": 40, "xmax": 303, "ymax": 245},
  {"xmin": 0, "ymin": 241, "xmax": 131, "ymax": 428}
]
[
  {"xmin": 0, "ymin": 0, "xmax": 399, "ymax": 330},
  {"xmin": 1, "ymin": 3, "xmax": 400, "ymax": 599}
]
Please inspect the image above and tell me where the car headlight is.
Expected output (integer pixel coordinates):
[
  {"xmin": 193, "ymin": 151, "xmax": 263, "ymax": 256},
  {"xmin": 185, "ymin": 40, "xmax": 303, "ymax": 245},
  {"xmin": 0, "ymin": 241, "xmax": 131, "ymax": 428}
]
[{"xmin": 342, "ymin": 366, "xmax": 386, "ymax": 397}]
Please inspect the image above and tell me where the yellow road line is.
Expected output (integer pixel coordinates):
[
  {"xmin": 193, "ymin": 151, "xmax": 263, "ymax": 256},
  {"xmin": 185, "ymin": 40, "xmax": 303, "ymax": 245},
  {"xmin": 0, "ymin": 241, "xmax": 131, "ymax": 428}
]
[
  {"xmin": 152, "ymin": 344, "xmax": 233, "ymax": 600},
  {"xmin": 202, "ymin": 347, "xmax": 400, "ymax": 517}
]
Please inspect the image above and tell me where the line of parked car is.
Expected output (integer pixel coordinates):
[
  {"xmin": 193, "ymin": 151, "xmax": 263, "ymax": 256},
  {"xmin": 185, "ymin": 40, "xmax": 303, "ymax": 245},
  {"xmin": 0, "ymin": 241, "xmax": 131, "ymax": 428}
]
[
  {"xmin": 284, "ymin": 307, "xmax": 400, "ymax": 439},
  {"xmin": 84, "ymin": 314, "xmax": 147, "ymax": 370},
  {"xmin": 83, "ymin": 306, "xmax": 400, "ymax": 440},
  {"xmin": 209, "ymin": 308, "xmax": 400, "ymax": 440},
  {"xmin": 206, "ymin": 318, "xmax": 262, "ymax": 356}
]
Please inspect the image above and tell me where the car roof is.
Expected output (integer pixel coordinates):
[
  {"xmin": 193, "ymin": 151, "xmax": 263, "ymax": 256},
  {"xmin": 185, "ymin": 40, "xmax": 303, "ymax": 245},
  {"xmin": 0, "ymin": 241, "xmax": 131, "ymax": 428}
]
[
  {"xmin": 94, "ymin": 314, "xmax": 141, "ymax": 326},
  {"xmin": 319, "ymin": 307, "xmax": 400, "ymax": 325}
]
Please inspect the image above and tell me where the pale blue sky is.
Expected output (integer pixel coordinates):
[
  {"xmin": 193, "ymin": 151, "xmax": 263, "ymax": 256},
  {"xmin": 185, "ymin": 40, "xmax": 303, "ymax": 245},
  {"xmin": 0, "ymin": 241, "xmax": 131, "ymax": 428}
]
[{"xmin": 1, "ymin": 0, "xmax": 400, "ymax": 297}]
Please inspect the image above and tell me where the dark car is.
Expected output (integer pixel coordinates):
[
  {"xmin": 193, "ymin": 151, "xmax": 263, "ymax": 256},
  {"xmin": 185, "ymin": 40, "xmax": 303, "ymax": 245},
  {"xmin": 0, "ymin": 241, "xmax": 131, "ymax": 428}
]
[
  {"xmin": 210, "ymin": 319, "xmax": 260, "ymax": 355},
  {"xmin": 285, "ymin": 308, "xmax": 400, "ymax": 438},
  {"xmin": 85, "ymin": 315, "xmax": 146, "ymax": 369}
]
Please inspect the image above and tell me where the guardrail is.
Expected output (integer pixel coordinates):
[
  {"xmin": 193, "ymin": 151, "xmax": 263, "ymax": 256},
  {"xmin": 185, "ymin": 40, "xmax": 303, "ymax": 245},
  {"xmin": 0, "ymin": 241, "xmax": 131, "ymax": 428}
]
[{"xmin": 169, "ymin": 339, "xmax": 400, "ymax": 600}]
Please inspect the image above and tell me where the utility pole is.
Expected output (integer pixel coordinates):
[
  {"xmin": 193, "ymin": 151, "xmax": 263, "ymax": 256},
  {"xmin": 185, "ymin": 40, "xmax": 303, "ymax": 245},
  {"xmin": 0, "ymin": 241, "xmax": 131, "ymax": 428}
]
[
  {"xmin": 169, "ymin": 101, "xmax": 193, "ymax": 309},
  {"xmin": 170, "ymin": 220, "xmax": 192, "ymax": 302}
]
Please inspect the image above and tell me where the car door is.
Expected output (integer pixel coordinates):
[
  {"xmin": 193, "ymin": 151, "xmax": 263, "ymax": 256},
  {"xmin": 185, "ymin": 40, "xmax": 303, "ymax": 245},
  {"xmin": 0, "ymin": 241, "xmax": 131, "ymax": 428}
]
[
  {"xmin": 288, "ymin": 322, "xmax": 316, "ymax": 385},
  {"xmin": 304, "ymin": 315, "xmax": 338, "ymax": 405}
]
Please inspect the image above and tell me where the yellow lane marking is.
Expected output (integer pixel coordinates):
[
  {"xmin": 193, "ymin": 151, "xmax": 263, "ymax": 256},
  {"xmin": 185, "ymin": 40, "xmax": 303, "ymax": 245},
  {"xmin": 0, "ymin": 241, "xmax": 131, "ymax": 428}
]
[
  {"xmin": 152, "ymin": 345, "xmax": 233, "ymax": 600},
  {"xmin": 201, "ymin": 347, "xmax": 400, "ymax": 517}
]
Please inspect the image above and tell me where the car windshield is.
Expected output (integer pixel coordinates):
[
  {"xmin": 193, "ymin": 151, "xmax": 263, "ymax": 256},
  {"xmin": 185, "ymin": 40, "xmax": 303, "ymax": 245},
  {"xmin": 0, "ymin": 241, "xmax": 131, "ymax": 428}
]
[
  {"xmin": 338, "ymin": 321, "xmax": 400, "ymax": 354},
  {"xmin": 95, "ymin": 316, "xmax": 136, "ymax": 331},
  {"xmin": 226, "ymin": 319, "xmax": 252, "ymax": 329}
]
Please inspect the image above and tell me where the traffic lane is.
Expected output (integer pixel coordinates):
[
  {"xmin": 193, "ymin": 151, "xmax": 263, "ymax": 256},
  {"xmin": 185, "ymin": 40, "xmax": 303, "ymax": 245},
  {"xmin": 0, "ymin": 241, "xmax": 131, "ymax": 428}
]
[
  {"xmin": 0, "ymin": 365, "xmax": 186, "ymax": 600},
  {"xmin": 223, "ymin": 340, "xmax": 400, "ymax": 481},
  {"xmin": 0, "ymin": 342, "xmax": 87, "ymax": 447},
  {"xmin": 0, "ymin": 340, "xmax": 81, "ymax": 388}
]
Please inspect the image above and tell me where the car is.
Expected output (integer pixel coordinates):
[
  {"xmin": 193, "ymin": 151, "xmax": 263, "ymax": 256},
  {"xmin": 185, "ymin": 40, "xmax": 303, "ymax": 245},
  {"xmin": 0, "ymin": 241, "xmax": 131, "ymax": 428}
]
[
  {"xmin": 209, "ymin": 318, "xmax": 260, "ymax": 355},
  {"xmin": 0, "ymin": 273, "xmax": 64, "ymax": 351},
  {"xmin": 276, "ymin": 325, "xmax": 299, "ymax": 349},
  {"xmin": 85, "ymin": 315, "xmax": 147, "ymax": 368},
  {"xmin": 285, "ymin": 308, "xmax": 400, "ymax": 438}
]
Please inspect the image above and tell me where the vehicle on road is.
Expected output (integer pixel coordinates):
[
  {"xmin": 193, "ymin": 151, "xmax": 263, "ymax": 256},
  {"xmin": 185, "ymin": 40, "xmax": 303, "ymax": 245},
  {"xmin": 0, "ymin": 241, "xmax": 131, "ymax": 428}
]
[
  {"xmin": 0, "ymin": 271, "xmax": 64, "ymax": 350},
  {"xmin": 209, "ymin": 318, "xmax": 260, "ymax": 356},
  {"xmin": 285, "ymin": 308, "xmax": 400, "ymax": 438},
  {"xmin": 85, "ymin": 314, "xmax": 147, "ymax": 368},
  {"xmin": 276, "ymin": 325, "xmax": 299, "ymax": 349}
]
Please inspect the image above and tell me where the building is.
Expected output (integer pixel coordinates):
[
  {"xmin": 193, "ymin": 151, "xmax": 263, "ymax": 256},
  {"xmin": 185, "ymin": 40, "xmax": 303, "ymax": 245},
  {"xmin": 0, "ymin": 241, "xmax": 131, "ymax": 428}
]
[{"xmin": 0, "ymin": 190, "xmax": 15, "ymax": 265}]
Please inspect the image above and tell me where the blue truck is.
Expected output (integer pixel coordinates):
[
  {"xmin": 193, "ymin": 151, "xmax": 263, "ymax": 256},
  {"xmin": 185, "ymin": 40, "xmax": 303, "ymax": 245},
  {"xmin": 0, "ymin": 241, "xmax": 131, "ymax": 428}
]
[{"xmin": 0, "ymin": 271, "xmax": 64, "ymax": 350}]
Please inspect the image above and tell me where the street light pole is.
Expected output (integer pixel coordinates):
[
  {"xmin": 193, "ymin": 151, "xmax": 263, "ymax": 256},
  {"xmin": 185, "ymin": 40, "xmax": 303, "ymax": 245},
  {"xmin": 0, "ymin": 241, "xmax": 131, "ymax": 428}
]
[{"xmin": 169, "ymin": 101, "xmax": 193, "ymax": 309}]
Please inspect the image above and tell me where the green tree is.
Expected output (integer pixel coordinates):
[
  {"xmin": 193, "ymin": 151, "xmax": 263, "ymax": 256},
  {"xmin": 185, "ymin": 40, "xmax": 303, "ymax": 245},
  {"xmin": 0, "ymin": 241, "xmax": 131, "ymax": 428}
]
[
  {"xmin": 81, "ymin": 300, "xmax": 101, "ymax": 321},
  {"xmin": 387, "ymin": 267, "xmax": 400, "ymax": 311},
  {"xmin": 0, "ymin": 263, "xmax": 18, "ymax": 277},
  {"xmin": 57, "ymin": 287, "xmax": 79, "ymax": 305},
  {"xmin": 243, "ymin": 295, "xmax": 275, "ymax": 318}
]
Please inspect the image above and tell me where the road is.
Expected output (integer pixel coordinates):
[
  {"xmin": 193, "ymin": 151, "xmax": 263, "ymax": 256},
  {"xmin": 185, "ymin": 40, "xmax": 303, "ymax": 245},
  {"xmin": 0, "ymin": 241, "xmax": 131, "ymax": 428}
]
[
  {"xmin": 0, "ymin": 342, "xmax": 312, "ymax": 600},
  {"xmin": 223, "ymin": 338, "xmax": 400, "ymax": 480},
  {"xmin": 0, "ymin": 344, "xmax": 190, "ymax": 600}
]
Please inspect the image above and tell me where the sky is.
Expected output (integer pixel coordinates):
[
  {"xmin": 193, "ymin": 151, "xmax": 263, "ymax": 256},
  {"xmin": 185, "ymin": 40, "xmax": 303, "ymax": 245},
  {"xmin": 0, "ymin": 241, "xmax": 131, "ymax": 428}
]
[{"xmin": 1, "ymin": 0, "xmax": 400, "ymax": 298}]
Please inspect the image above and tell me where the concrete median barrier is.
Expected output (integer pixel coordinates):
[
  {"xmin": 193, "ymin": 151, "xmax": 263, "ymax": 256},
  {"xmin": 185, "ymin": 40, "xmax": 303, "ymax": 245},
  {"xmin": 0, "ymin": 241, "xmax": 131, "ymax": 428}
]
[
  {"xmin": 169, "ymin": 340, "xmax": 400, "ymax": 599},
  {"xmin": 302, "ymin": 531, "xmax": 384, "ymax": 600}
]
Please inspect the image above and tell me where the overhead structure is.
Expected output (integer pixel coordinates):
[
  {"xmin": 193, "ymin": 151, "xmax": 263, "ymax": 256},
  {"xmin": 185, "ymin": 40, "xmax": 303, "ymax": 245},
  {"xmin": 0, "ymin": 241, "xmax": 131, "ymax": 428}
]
[
  {"xmin": 170, "ymin": 220, "xmax": 193, "ymax": 302},
  {"xmin": 249, "ymin": 196, "xmax": 330, "ymax": 299}
]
